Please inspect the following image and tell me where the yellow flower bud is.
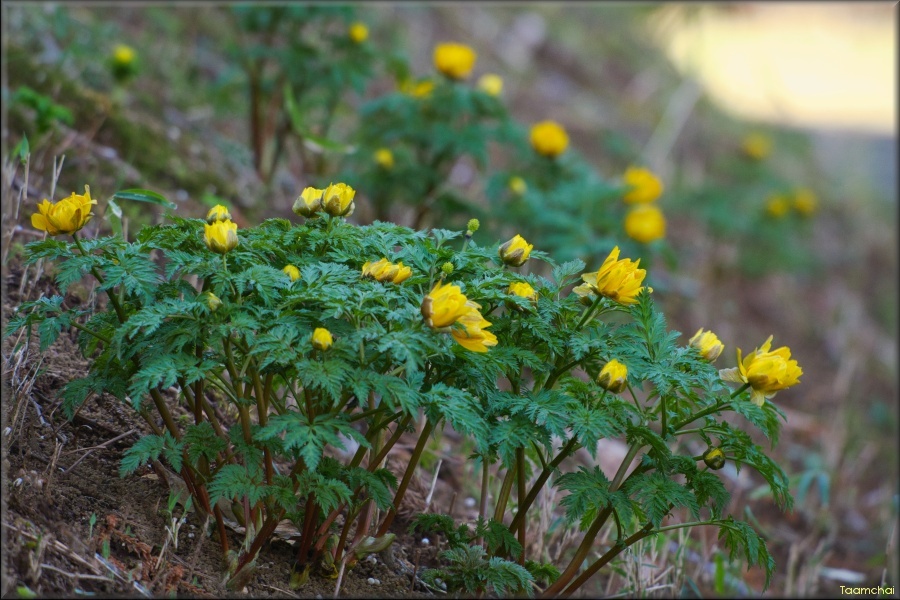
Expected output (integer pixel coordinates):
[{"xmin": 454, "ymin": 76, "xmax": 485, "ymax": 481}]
[
  {"xmin": 203, "ymin": 219, "xmax": 239, "ymax": 254},
  {"xmin": 112, "ymin": 44, "xmax": 136, "ymax": 67},
  {"xmin": 348, "ymin": 22, "xmax": 368, "ymax": 44},
  {"xmin": 765, "ymin": 194, "xmax": 789, "ymax": 218},
  {"xmin": 31, "ymin": 185, "xmax": 96, "ymax": 236},
  {"xmin": 689, "ymin": 329, "xmax": 724, "ymax": 362},
  {"xmin": 720, "ymin": 335, "xmax": 803, "ymax": 406},
  {"xmin": 322, "ymin": 182, "xmax": 356, "ymax": 217},
  {"xmin": 597, "ymin": 359, "xmax": 628, "ymax": 394},
  {"xmin": 400, "ymin": 78, "xmax": 435, "ymax": 98},
  {"xmin": 741, "ymin": 133, "xmax": 771, "ymax": 161},
  {"xmin": 703, "ymin": 447, "xmax": 726, "ymax": 470},
  {"xmin": 477, "ymin": 73, "xmax": 503, "ymax": 96},
  {"xmin": 293, "ymin": 187, "xmax": 324, "ymax": 218},
  {"xmin": 206, "ymin": 204, "xmax": 232, "ymax": 224},
  {"xmin": 792, "ymin": 188, "xmax": 818, "ymax": 216},
  {"xmin": 577, "ymin": 246, "xmax": 648, "ymax": 305},
  {"xmin": 498, "ymin": 234, "xmax": 533, "ymax": 267},
  {"xmin": 433, "ymin": 42, "xmax": 477, "ymax": 80},
  {"xmin": 206, "ymin": 292, "xmax": 222, "ymax": 312},
  {"xmin": 374, "ymin": 148, "xmax": 394, "ymax": 170},
  {"xmin": 508, "ymin": 282, "xmax": 537, "ymax": 300},
  {"xmin": 362, "ymin": 258, "xmax": 410, "ymax": 284},
  {"xmin": 622, "ymin": 166, "xmax": 663, "ymax": 204},
  {"xmin": 283, "ymin": 264, "xmax": 300, "ymax": 282},
  {"xmin": 421, "ymin": 281, "xmax": 470, "ymax": 329},
  {"xmin": 529, "ymin": 121, "xmax": 569, "ymax": 158},
  {"xmin": 312, "ymin": 327, "xmax": 333, "ymax": 351},
  {"xmin": 508, "ymin": 176, "xmax": 527, "ymax": 196},
  {"xmin": 624, "ymin": 204, "xmax": 666, "ymax": 244}
]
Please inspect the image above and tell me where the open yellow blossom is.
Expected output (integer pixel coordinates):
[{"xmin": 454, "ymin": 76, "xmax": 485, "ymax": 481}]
[
  {"xmin": 206, "ymin": 204, "xmax": 232, "ymax": 224},
  {"xmin": 450, "ymin": 303, "xmax": 497, "ymax": 353},
  {"xmin": 765, "ymin": 193, "xmax": 789, "ymax": 218},
  {"xmin": 477, "ymin": 73, "xmax": 503, "ymax": 96},
  {"xmin": 348, "ymin": 22, "xmax": 368, "ymax": 44},
  {"xmin": 283, "ymin": 264, "xmax": 300, "ymax": 282},
  {"xmin": 622, "ymin": 166, "xmax": 663, "ymax": 204},
  {"xmin": 421, "ymin": 281, "xmax": 471, "ymax": 329},
  {"xmin": 293, "ymin": 187, "xmax": 324, "ymax": 218},
  {"xmin": 311, "ymin": 328, "xmax": 334, "ymax": 351},
  {"xmin": 741, "ymin": 133, "xmax": 772, "ymax": 161},
  {"xmin": 204, "ymin": 219, "xmax": 239, "ymax": 254},
  {"xmin": 112, "ymin": 44, "xmax": 136, "ymax": 66},
  {"xmin": 362, "ymin": 258, "xmax": 411, "ymax": 284},
  {"xmin": 689, "ymin": 328, "xmax": 724, "ymax": 362},
  {"xmin": 508, "ymin": 282, "xmax": 537, "ymax": 300},
  {"xmin": 498, "ymin": 234, "xmax": 533, "ymax": 267},
  {"xmin": 508, "ymin": 176, "xmax": 527, "ymax": 196},
  {"xmin": 322, "ymin": 182, "xmax": 356, "ymax": 217},
  {"xmin": 597, "ymin": 359, "xmax": 628, "ymax": 394},
  {"xmin": 433, "ymin": 42, "xmax": 477, "ymax": 80},
  {"xmin": 374, "ymin": 148, "xmax": 394, "ymax": 170},
  {"xmin": 720, "ymin": 335, "xmax": 803, "ymax": 406},
  {"xmin": 529, "ymin": 121, "xmax": 569, "ymax": 158},
  {"xmin": 624, "ymin": 205, "xmax": 666, "ymax": 243},
  {"xmin": 576, "ymin": 246, "xmax": 648, "ymax": 305},
  {"xmin": 792, "ymin": 188, "xmax": 818, "ymax": 216},
  {"xmin": 31, "ymin": 185, "xmax": 97, "ymax": 236}
]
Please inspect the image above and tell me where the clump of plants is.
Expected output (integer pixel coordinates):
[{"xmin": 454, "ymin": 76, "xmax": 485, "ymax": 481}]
[{"xmin": 9, "ymin": 175, "xmax": 802, "ymax": 596}]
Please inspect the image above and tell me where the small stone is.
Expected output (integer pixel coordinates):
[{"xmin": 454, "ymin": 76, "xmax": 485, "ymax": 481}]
[
  {"xmin": 367, "ymin": 578, "xmax": 377, "ymax": 585},
  {"xmin": 463, "ymin": 497, "xmax": 476, "ymax": 508},
  {"xmin": 421, "ymin": 537, "xmax": 430, "ymax": 545},
  {"xmin": 188, "ymin": 533, "xmax": 194, "ymax": 538}
]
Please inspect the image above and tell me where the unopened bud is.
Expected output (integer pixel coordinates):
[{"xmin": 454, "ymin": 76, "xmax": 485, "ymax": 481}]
[
  {"xmin": 703, "ymin": 447, "xmax": 726, "ymax": 470},
  {"xmin": 441, "ymin": 262, "xmax": 454, "ymax": 275}
]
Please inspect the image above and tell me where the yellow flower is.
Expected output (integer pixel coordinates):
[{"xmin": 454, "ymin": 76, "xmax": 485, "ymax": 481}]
[
  {"xmin": 498, "ymin": 234, "xmax": 533, "ymax": 267},
  {"xmin": 206, "ymin": 292, "xmax": 222, "ymax": 312},
  {"xmin": 765, "ymin": 194, "xmax": 789, "ymax": 218},
  {"xmin": 204, "ymin": 219, "xmax": 239, "ymax": 254},
  {"xmin": 624, "ymin": 205, "xmax": 666, "ymax": 244},
  {"xmin": 322, "ymin": 182, "xmax": 356, "ymax": 217},
  {"xmin": 362, "ymin": 258, "xmax": 412, "ymax": 284},
  {"xmin": 578, "ymin": 246, "xmax": 648, "ymax": 305},
  {"xmin": 720, "ymin": 335, "xmax": 803, "ymax": 406},
  {"xmin": 622, "ymin": 166, "xmax": 663, "ymax": 204},
  {"xmin": 689, "ymin": 328, "xmax": 724, "ymax": 362},
  {"xmin": 792, "ymin": 188, "xmax": 818, "ymax": 216},
  {"xmin": 206, "ymin": 204, "xmax": 232, "ymax": 224},
  {"xmin": 597, "ymin": 359, "xmax": 628, "ymax": 394},
  {"xmin": 293, "ymin": 186, "xmax": 324, "ymax": 218},
  {"xmin": 283, "ymin": 264, "xmax": 300, "ymax": 282},
  {"xmin": 112, "ymin": 44, "xmax": 135, "ymax": 66},
  {"xmin": 477, "ymin": 73, "xmax": 503, "ymax": 96},
  {"xmin": 400, "ymin": 78, "xmax": 435, "ymax": 98},
  {"xmin": 421, "ymin": 281, "xmax": 471, "ymax": 329},
  {"xmin": 741, "ymin": 133, "xmax": 771, "ymax": 161},
  {"xmin": 311, "ymin": 327, "xmax": 334, "ymax": 351},
  {"xmin": 508, "ymin": 282, "xmax": 537, "ymax": 300},
  {"xmin": 450, "ymin": 304, "xmax": 497, "ymax": 353},
  {"xmin": 31, "ymin": 185, "xmax": 97, "ymax": 236},
  {"xmin": 703, "ymin": 447, "xmax": 726, "ymax": 470},
  {"xmin": 433, "ymin": 42, "xmax": 477, "ymax": 80},
  {"xmin": 529, "ymin": 121, "xmax": 569, "ymax": 158},
  {"xmin": 348, "ymin": 22, "xmax": 368, "ymax": 44},
  {"xmin": 374, "ymin": 148, "xmax": 394, "ymax": 170},
  {"xmin": 508, "ymin": 176, "xmax": 527, "ymax": 196}
]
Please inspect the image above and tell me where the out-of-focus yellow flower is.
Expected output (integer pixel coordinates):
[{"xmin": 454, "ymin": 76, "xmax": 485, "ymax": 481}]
[
  {"xmin": 31, "ymin": 185, "xmax": 96, "ymax": 236},
  {"xmin": 206, "ymin": 291, "xmax": 222, "ymax": 312},
  {"xmin": 206, "ymin": 204, "xmax": 232, "ymax": 224},
  {"xmin": 529, "ymin": 121, "xmax": 569, "ymax": 158},
  {"xmin": 477, "ymin": 73, "xmax": 503, "ymax": 96},
  {"xmin": 421, "ymin": 281, "xmax": 471, "ymax": 329},
  {"xmin": 689, "ymin": 328, "xmax": 724, "ymax": 362},
  {"xmin": 311, "ymin": 327, "xmax": 334, "ymax": 351},
  {"xmin": 374, "ymin": 148, "xmax": 394, "ymax": 170},
  {"xmin": 433, "ymin": 42, "xmax": 477, "ymax": 80},
  {"xmin": 362, "ymin": 258, "xmax": 412, "ymax": 284},
  {"xmin": 765, "ymin": 193, "xmax": 789, "ymax": 218},
  {"xmin": 741, "ymin": 133, "xmax": 772, "ymax": 161},
  {"xmin": 597, "ymin": 359, "xmax": 628, "ymax": 394},
  {"xmin": 498, "ymin": 234, "xmax": 533, "ymax": 267},
  {"xmin": 293, "ymin": 186, "xmax": 324, "ymax": 218},
  {"xmin": 112, "ymin": 44, "xmax": 136, "ymax": 67},
  {"xmin": 703, "ymin": 447, "xmax": 726, "ymax": 470},
  {"xmin": 348, "ymin": 22, "xmax": 368, "ymax": 44},
  {"xmin": 622, "ymin": 166, "xmax": 663, "ymax": 204},
  {"xmin": 322, "ymin": 182, "xmax": 356, "ymax": 217},
  {"xmin": 204, "ymin": 219, "xmax": 239, "ymax": 254},
  {"xmin": 283, "ymin": 264, "xmax": 300, "ymax": 282},
  {"xmin": 508, "ymin": 282, "xmax": 537, "ymax": 300},
  {"xmin": 508, "ymin": 176, "xmax": 527, "ymax": 196},
  {"xmin": 720, "ymin": 335, "xmax": 803, "ymax": 406},
  {"xmin": 450, "ymin": 303, "xmax": 497, "ymax": 352},
  {"xmin": 576, "ymin": 246, "xmax": 648, "ymax": 305},
  {"xmin": 792, "ymin": 187, "xmax": 818, "ymax": 216},
  {"xmin": 624, "ymin": 204, "xmax": 666, "ymax": 243},
  {"xmin": 400, "ymin": 78, "xmax": 435, "ymax": 98}
]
